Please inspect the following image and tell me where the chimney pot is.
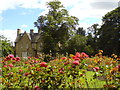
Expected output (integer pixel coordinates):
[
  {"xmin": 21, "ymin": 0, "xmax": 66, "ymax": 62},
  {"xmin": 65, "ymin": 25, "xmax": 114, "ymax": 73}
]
[
  {"xmin": 30, "ymin": 29, "xmax": 34, "ymax": 35},
  {"xmin": 17, "ymin": 29, "xmax": 21, "ymax": 36}
]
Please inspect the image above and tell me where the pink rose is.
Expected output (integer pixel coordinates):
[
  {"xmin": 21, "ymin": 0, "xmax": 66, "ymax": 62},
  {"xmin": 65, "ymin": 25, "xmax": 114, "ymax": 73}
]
[
  {"xmin": 72, "ymin": 61, "xmax": 79, "ymax": 65},
  {"xmin": 3, "ymin": 65, "xmax": 7, "ymax": 68},
  {"xmin": 34, "ymin": 86, "xmax": 40, "ymax": 89},
  {"xmin": 93, "ymin": 67, "xmax": 100, "ymax": 72},
  {"xmin": 8, "ymin": 54, "xmax": 14, "ymax": 58},
  {"xmin": 81, "ymin": 52, "xmax": 89, "ymax": 58},
  {"xmin": 75, "ymin": 52, "xmax": 81, "ymax": 58}
]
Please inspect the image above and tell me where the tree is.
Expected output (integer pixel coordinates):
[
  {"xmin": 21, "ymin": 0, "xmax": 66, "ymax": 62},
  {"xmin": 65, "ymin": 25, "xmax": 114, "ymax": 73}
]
[
  {"xmin": 65, "ymin": 33, "xmax": 88, "ymax": 54},
  {"xmin": 87, "ymin": 24, "xmax": 100, "ymax": 54},
  {"xmin": 76, "ymin": 27, "xmax": 85, "ymax": 36},
  {"xmin": 98, "ymin": 7, "xmax": 120, "ymax": 55},
  {"xmin": 34, "ymin": 0, "xmax": 79, "ymax": 55},
  {"xmin": 0, "ymin": 35, "xmax": 14, "ymax": 57}
]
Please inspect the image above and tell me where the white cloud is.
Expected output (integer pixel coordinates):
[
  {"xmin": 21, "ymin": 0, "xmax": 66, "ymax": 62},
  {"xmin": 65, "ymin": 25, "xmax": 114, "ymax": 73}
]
[
  {"xmin": 37, "ymin": 0, "xmax": 119, "ymax": 24},
  {"xmin": 21, "ymin": 24, "xmax": 28, "ymax": 28},
  {"xmin": 0, "ymin": 0, "xmax": 119, "ymax": 18},
  {"xmin": 0, "ymin": 29, "xmax": 24, "ymax": 43}
]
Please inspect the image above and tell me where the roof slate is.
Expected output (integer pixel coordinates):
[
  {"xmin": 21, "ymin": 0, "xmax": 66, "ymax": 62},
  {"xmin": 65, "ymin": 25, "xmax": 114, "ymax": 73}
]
[{"xmin": 15, "ymin": 32, "xmax": 41, "ymax": 43}]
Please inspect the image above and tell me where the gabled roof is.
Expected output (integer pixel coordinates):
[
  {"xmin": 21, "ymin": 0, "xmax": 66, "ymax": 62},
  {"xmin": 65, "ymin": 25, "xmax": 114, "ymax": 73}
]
[{"xmin": 15, "ymin": 31, "xmax": 41, "ymax": 43}]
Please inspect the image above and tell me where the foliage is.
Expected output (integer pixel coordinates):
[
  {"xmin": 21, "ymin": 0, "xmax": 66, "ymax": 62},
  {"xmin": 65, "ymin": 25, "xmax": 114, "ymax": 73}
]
[
  {"xmin": 97, "ymin": 7, "xmax": 120, "ymax": 55},
  {"xmin": 86, "ymin": 7, "xmax": 120, "ymax": 56},
  {"xmin": 0, "ymin": 35, "xmax": 14, "ymax": 57},
  {"xmin": 76, "ymin": 27, "xmax": 86, "ymax": 36},
  {"xmin": 87, "ymin": 24, "xmax": 100, "ymax": 55},
  {"xmin": 65, "ymin": 33, "xmax": 88, "ymax": 54},
  {"xmin": 34, "ymin": 0, "xmax": 79, "ymax": 55},
  {"xmin": 1, "ymin": 51, "xmax": 120, "ymax": 89}
]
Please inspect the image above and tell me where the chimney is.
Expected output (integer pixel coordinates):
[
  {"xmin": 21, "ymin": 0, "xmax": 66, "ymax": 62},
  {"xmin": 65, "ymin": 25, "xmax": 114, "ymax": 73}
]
[
  {"xmin": 38, "ymin": 29, "xmax": 41, "ymax": 34},
  {"xmin": 30, "ymin": 29, "xmax": 34, "ymax": 35},
  {"xmin": 17, "ymin": 29, "xmax": 21, "ymax": 36}
]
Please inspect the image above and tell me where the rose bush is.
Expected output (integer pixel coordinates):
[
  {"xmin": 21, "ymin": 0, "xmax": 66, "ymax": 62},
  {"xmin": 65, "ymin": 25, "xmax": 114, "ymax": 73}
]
[{"xmin": 1, "ymin": 51, "xmax": 120, "ymax": 89}]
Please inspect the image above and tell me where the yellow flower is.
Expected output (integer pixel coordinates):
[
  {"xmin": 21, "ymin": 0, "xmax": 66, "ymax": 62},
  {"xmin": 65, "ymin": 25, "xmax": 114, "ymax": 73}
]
[
  {"xmin": 99, "ymin": 50, "xmax": 103, "ymax": 53},
  {"xmin": 94, "ymin": 60, "xmax": 97, "ymax": 63},
  {"xmin": 88, "ymin": 65, "xmax": 93, "ymax": 68},
  {"xmin": 114, "ymin": 55, "xmax": 117, "ymax": 58},
  {"xmin": 70, "ymin": 54, "xmax": 74, "ymax": 57}
]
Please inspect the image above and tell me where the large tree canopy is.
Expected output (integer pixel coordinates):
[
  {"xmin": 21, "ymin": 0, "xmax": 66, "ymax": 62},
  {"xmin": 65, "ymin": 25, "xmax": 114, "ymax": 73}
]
[
  {"xmin": 34, "ymin": 0, "xmax": 79, "ymax": 55},
  {"xmin": 98, "ymin": 7, "xmax": 120, "ymax": 55}
]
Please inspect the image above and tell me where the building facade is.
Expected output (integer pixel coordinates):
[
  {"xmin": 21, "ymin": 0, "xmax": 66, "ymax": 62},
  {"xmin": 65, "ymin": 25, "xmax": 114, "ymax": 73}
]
[{"xmin": 14, "ymin": 29, "xmax": 42, "ymax": 57}]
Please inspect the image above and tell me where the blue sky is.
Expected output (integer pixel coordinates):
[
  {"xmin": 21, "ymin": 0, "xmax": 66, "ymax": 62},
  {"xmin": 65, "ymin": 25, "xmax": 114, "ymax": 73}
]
[
  {"xmin": 1, "ymin": 8, "xmax": 42, "ymax": 30},
  {"xmin": 0, "ymin": 0, "xmax": 119, "ymax": 42}
]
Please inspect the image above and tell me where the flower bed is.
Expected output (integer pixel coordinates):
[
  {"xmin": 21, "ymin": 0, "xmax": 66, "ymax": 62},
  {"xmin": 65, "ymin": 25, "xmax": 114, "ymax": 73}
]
[{"xmin": 0, "ymin": 50, "xmax": 120, "ymax": 89}]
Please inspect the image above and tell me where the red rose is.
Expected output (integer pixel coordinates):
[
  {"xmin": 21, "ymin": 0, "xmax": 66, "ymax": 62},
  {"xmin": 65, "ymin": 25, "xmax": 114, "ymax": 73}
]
[
  {"xmin": 59, "ymin": 68, "xmax": 64, "ymax": 71},
  {"xmin": 25, "ymin": 72, "xmax": 29, "ymax": 76},
  {"xmin": 74, "ymin": 57, "xmax": 80, "ymax": 61},
  {"xmin": 28, "ymin": 57, "xmax": 31, "ymax": 59},
  {"xmin": 19, "ymin": 69, "xmax": 22, "ymax": 72},
  {"xmin": 59, "ymin": 70, "xmax": 64, "ymax": 74},
  {"xmin": 5, "ymin": 57, "xmax": 10, "ymax": 61},
  {"xmin": 117, "ymin": 64, "xmax": 120, "ymax": 72},
  {"xmin": 64, "ymin": 61, "xmax": 69, "ymax": 65},
  {"xmin": 12, "ymin": 61, "xmax": 16, "ymax": 63},
  {"xmin": 61, "ymin": 57, "xmax": 67, "ymax": 60},
  {"xmin": 40, "ymin": 62, "xmax": 48, "ymax": 67},
  {"xmin": 16, "ymin": 57, "xmax": 20, "ymax": 61},
  {"xmin": 72, "ymin": 61, "xmax": 79, "ymax": 65},
  {"xmin": 12, "ymin": 58, "xmax": 16, "ymax": 60},
  {"xmin": 72, "ymin": 56, "xmax": 77, "ymax": 59},
  {"xmin": 42, "ymin": 80, "xmax": 45, "ymax": 83},
  {"xmin": 25, "ymin": 62, "xmax": 28, "ymax": 64},
  {"xmin": 8, "ymin": 64, "xmax": 13, "ymax": 67},
  {"xmin": 80, "ymin": 74, "xmax": 84, "ymax": 76}
]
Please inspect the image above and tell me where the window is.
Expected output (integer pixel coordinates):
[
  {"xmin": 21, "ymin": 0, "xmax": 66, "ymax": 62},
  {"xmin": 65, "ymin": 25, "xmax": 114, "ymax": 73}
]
[
  {"xmin": 26, "ymin": 44, "xmax": 28, "ymax": 49},
  {"xmin": 22, "ymin": 52, "xmax": 27, "ymax": 57}
]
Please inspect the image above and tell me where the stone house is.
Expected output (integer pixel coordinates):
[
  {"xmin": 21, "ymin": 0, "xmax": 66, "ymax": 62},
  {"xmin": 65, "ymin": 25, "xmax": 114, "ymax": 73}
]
[{"xmin": 14, "ymin": 29, "xmax": 42, "ymax": 57}]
